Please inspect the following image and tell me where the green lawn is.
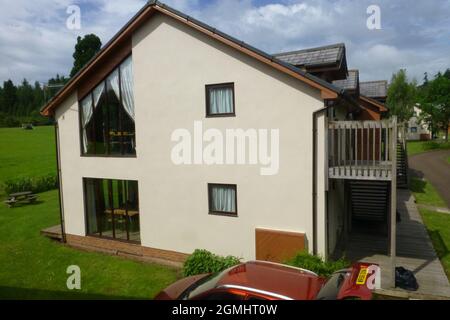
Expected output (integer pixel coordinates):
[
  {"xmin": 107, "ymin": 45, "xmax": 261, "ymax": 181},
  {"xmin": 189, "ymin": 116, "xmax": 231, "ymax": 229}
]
[
  {"xmin": 420, "ymin": 208, "xmax": 450, "ymax": 279},
  {"xmin": 0, "ymin": 190, "xmax": 179, "ymax": 299},
  {"xmin": 410, "ymin": 177, "xmax": 447, "ymax": 208},
  {"xmin": 0, "ymin": 125, "xmax": 179, "ymax": 299},
  {"xmin": 0, "ymin": 126, "xmax": 56, "ymax": 195},
  {"xmin": 407, "ymin": 140, "xmax": 450, "ymax": 156}
]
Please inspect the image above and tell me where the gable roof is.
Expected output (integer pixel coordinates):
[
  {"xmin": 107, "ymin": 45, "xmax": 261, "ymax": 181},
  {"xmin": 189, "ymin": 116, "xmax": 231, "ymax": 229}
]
[
  {"xmin": 360, "ymin": 80, "xmax": 388, "ymax": 98},
  {"xmin": 274, "ymin": 43, "xmax": 345, "ymax": 69},
  {"xmin": 41, "ymin": 1, "xmax": 342, "ymax": 116},
  {"xmin": 332, "ymin": 69, "xmax": 359, "ymax": 92}
]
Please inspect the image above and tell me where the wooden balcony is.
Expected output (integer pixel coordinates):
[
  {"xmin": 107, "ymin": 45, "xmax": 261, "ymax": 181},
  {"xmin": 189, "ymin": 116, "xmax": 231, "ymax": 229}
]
[{"xmin": 327, "ymin": 118, "xmax": 398, "ymax": 181}]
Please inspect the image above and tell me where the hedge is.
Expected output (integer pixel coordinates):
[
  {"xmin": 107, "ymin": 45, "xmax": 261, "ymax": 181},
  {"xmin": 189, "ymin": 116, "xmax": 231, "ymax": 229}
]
[
  {"xmin": 183, "ymin": 249, "xmax": 241, "ymax": 277},
  {"xmin": 3, "ymin": 174, "xmax": 58, "ymax": 195}
]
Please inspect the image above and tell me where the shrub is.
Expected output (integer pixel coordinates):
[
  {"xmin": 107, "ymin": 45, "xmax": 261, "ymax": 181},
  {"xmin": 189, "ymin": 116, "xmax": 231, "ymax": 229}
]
[
  {"xmin": 183, "ymin": 249, "xmax": 241, "ymax": 277},
  {"xmin": 3, "ymin": 174, "xmax": 58, "ymax": 195},
  {"xmin": 284, "ymin": 251, "xmax": 349, "ymax": 277}
]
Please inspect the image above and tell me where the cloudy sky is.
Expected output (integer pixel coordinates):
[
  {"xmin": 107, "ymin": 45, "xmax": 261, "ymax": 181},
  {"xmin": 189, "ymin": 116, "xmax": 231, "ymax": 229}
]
[{"xmin": 0, "ymin": 0, "xmax": 449, "ymax": 85}]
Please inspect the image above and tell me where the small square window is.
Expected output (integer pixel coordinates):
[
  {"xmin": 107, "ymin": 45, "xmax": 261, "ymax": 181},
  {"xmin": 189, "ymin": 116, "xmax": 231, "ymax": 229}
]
[
  {"xmin": 410, "ymin": 127, "xmax": 418, "ymax": 133},
  {"xmin": 206, "ymin": 83, "xmax": 235, "ymax": 117},
  {"xmin": 208, "ymin": 183, "xmax": 237, "ymax": 216}
]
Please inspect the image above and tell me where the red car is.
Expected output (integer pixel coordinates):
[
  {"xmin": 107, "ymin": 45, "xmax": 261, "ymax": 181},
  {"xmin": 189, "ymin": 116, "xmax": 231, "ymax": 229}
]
[{"xmin": 155, "ymin": 260, "xmax": 375, "ymax": 300}]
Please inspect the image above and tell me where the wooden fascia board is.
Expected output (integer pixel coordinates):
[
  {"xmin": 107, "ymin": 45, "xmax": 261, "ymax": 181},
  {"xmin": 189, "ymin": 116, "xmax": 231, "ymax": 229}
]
[{"xmin": 360, "ymin": 95, "xmax": 387, "ymax": 112}]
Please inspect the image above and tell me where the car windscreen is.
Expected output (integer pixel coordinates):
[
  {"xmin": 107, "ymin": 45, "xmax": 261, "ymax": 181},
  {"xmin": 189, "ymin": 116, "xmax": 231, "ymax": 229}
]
[
  {"xmin": 315, "ymin": 271, "xmax": 346, "ymax": 300},
  {"xmin": 180, "ymin": 267, "xmax": 234, "ymax": 300}
]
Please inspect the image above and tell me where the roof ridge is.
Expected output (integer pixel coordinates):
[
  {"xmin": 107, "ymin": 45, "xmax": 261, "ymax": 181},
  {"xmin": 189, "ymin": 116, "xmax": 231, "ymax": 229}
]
[
  {"xmin": 41, "ymin": 0, "xmax": 343, "ymax": 115},
  {"xmin": 273, "ymin": 43, "xmax": 345, "ymax": 57}
]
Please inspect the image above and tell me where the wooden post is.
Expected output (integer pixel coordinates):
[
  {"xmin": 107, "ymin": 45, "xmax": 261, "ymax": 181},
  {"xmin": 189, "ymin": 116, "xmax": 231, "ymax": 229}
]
[{"xmin": 389, "ymin": 117, "xmax": 398, "ymax": 288}]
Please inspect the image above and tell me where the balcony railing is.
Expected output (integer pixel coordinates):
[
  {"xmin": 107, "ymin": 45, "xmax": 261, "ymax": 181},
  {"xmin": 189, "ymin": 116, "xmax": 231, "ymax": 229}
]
[{"xmin": 327, "ymin": 117, "xmax": 398, "ymax": 181}]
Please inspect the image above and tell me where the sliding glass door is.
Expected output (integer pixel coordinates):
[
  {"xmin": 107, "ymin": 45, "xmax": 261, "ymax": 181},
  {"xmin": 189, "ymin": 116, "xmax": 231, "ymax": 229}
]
[{"xmin": 84, "ymin": 178, "xmax": 140, "ymax": 243}]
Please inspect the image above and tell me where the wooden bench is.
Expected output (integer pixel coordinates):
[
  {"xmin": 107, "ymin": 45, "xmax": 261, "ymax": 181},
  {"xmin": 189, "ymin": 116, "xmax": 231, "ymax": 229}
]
[
  {"xmin": 3, "ymin": 191, "xmax": 38, "ymax": 208},
  {"xmin": 3, "ymin": 199, "xmax": 18, "ymax": 208}
]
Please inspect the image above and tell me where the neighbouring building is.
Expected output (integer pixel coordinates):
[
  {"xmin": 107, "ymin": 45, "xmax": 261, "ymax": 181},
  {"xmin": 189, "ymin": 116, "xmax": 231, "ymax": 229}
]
[
  {"xmin": 41, "ymin": 1, "xmax": 402, "ymax": 274},
  {"xmin": 406, "ymin": 106, "xmax": 431, "ymax": 141}
]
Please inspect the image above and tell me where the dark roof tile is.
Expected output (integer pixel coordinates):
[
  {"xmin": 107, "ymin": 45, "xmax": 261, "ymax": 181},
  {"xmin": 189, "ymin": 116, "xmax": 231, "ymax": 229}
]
[
  {"xmin": 360, "ymin": 80, "xmax": 388, "ymax": 98},
  {"xmin": 332, "ymin": 70, "xmax": 359, "ymax": 91},
  {"xmin": 274, "ymin": 43, "xmax": 345, "ymax": 68}
]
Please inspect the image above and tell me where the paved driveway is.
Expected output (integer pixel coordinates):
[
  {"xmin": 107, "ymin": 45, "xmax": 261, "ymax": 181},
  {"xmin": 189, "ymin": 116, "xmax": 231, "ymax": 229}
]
[{"xmin": 409, "ymin": 149, "xmax": 450, "ymax": 208}]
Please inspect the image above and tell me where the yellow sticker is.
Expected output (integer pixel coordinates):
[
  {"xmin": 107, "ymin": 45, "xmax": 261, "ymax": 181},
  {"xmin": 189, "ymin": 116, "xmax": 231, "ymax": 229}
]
[{"xmin": 356, "ymin": 267, "xmax": 368, "ymax": 285}]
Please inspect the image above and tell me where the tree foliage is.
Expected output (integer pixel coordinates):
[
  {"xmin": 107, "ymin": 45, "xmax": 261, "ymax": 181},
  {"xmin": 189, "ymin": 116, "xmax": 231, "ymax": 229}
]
[
  {"xmin": 70, "ymin": 34, "xmax": 102, "ymax": 77},
  {"xmin": 418, "ymin": 71, "xmax": 450, "ymax": 141},
  {"xmin": 0, "ymin": 33, "xmax": 100, "ymax": 127},
  {"xmin": 386, "ymin": 69, "xmax": 417, "ymax": 123},
  {"xmin": 0, "ymin": 75, "xmax": 69, "ymax": 127}
]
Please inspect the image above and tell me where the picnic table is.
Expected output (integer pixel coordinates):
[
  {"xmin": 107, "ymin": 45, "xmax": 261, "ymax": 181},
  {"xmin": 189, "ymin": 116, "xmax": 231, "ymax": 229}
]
[{"xmin": 3, "ymin": 191, "xmax": 38, "ymax": 208}]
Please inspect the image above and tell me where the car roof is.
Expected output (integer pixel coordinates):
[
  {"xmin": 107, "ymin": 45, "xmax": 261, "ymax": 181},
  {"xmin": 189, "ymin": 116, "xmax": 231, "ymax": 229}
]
[{"xmin": 215, "ymin": 261, "xmax": 324, "ymax": 300}]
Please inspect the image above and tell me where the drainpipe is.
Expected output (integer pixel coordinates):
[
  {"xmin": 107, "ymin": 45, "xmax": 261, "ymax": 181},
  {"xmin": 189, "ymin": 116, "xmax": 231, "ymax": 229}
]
[
  {"xmin": 54, "ymin": 122, "xmax": 66, "ymax": 243},
  {"xmin": 312, "ymin": 101, "xmax": 333, "ymax": 256}
]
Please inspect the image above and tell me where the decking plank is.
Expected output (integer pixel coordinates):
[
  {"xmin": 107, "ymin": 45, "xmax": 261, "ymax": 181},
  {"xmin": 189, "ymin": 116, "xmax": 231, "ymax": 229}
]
[{"xmin": 344, "ymin": 189, "xmax": 450, "ymax": 298}]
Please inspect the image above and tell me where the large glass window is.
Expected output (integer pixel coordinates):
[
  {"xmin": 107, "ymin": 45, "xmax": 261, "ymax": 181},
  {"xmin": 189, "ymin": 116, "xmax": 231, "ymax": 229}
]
[
  {"xmin": 84, "ymin": 178, "xmax": 140, "ymax": 243},
  {"xmin": 80, "ymin": 55, "xmax": 135, "ymax": 156}
]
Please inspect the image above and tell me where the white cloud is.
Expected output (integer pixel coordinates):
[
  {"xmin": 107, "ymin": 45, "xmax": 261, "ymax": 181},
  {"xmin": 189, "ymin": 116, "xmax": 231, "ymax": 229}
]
[{"xmin": 0, "ymin": 0, "xmax": 449, "ymax": 86}]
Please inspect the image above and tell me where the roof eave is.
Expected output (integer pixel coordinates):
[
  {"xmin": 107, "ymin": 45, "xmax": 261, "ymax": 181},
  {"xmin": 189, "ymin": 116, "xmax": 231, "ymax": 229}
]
[{"xmin": 360, "ymin": 95, "xmax": 388, "ymax": 112}]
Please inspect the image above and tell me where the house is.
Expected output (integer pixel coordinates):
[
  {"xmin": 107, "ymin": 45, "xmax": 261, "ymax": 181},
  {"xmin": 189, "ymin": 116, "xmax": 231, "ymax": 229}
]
[
  {"xmin": 41, "ymin": 1, "xmax": 401, "ymax": 283},
  {"xmin": 406, "ymin": 106, "xmax": 431, "ymax": 141}
]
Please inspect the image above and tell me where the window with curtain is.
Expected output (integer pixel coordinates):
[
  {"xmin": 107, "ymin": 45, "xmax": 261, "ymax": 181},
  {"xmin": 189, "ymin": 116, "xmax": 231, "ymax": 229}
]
[
  {"xmin": 84, "ymin": 178, "xmax": 140, "ymax": 243},
  {"xmin": 79, "ymin": 55, "xmax": 135, "ymax": 156},
  {"xmin": 206, "ymin": 83, "xmax": 235, "ymax": 117},
  {"xmin": 208, "ymin": 184, "xmax": 237, "ymax": 216}
]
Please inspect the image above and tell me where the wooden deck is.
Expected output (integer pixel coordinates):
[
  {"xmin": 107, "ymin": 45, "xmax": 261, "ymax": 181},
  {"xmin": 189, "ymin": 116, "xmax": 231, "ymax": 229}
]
[
  {"xmin": 40, "ymin": 225, "xmax": 62, "ymax": 240},
  {"xmin": 344, "ymin": 189, "xmax": 450, "ymax": 298}
]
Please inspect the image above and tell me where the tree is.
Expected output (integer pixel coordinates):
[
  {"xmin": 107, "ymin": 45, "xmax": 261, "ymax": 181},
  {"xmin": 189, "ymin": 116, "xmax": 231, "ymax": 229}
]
[
  {"xmin": 70, "ymin": 34, "xmax": 102, "ymax": 77},
  {"xmin": 386, "ymin": 69, "xmax": 417, "ymax": 123},
  {"xmin": 33, "ymin": 81, "xmax": 44, "ymax": 109},
  {"xmin": 45, "ymin": 74, "xmax": 69, "ymax": 101},
  {"xmin": 16, "ymin": 79, "xmax": 34, "ymax": 117},
  {"xmin": 2, "ymin": 80, "xmax": 17, "ymax": 115},
  {"xmin": 418, "ymin": 73, "xmax": 450, "ymax": 141},
  {"xmin": 0, "ymin": 85, "xmax": 4, "ymax": 113},
  {"xmin": 423, "ymin": 72, "xmax": 429, "ymax": 86},
  {"xmin": 444, "ymin": 68, "xmax": 450, "ymax": 80}
]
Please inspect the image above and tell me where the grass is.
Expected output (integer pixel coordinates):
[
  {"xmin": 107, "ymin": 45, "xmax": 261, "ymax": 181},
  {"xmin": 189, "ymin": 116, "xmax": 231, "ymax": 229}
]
[
  {"xmin": 447, "ymin": 156, "xmax": 450, "ymax": 165},
  {"xmin": 407, "ymin": 140, "xmax": 450, "ymax": 156},
  {"xmin": 0, "ymin": 190, "xmax": 179, "ymax": 299},
  {"xmin": 420, "ymin": 208, "xmax": 450, "ymax": 279},
  {"xmin": 0, "ymin": 125, "xmax": 179, "ymax": 299},
  {"xmin": 0, "ymin": 126, "xmax": 56, "ymax": 195},
  {"xmin": 409, "ymin": 177, "xmax": 447, "ymax": 208}
]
